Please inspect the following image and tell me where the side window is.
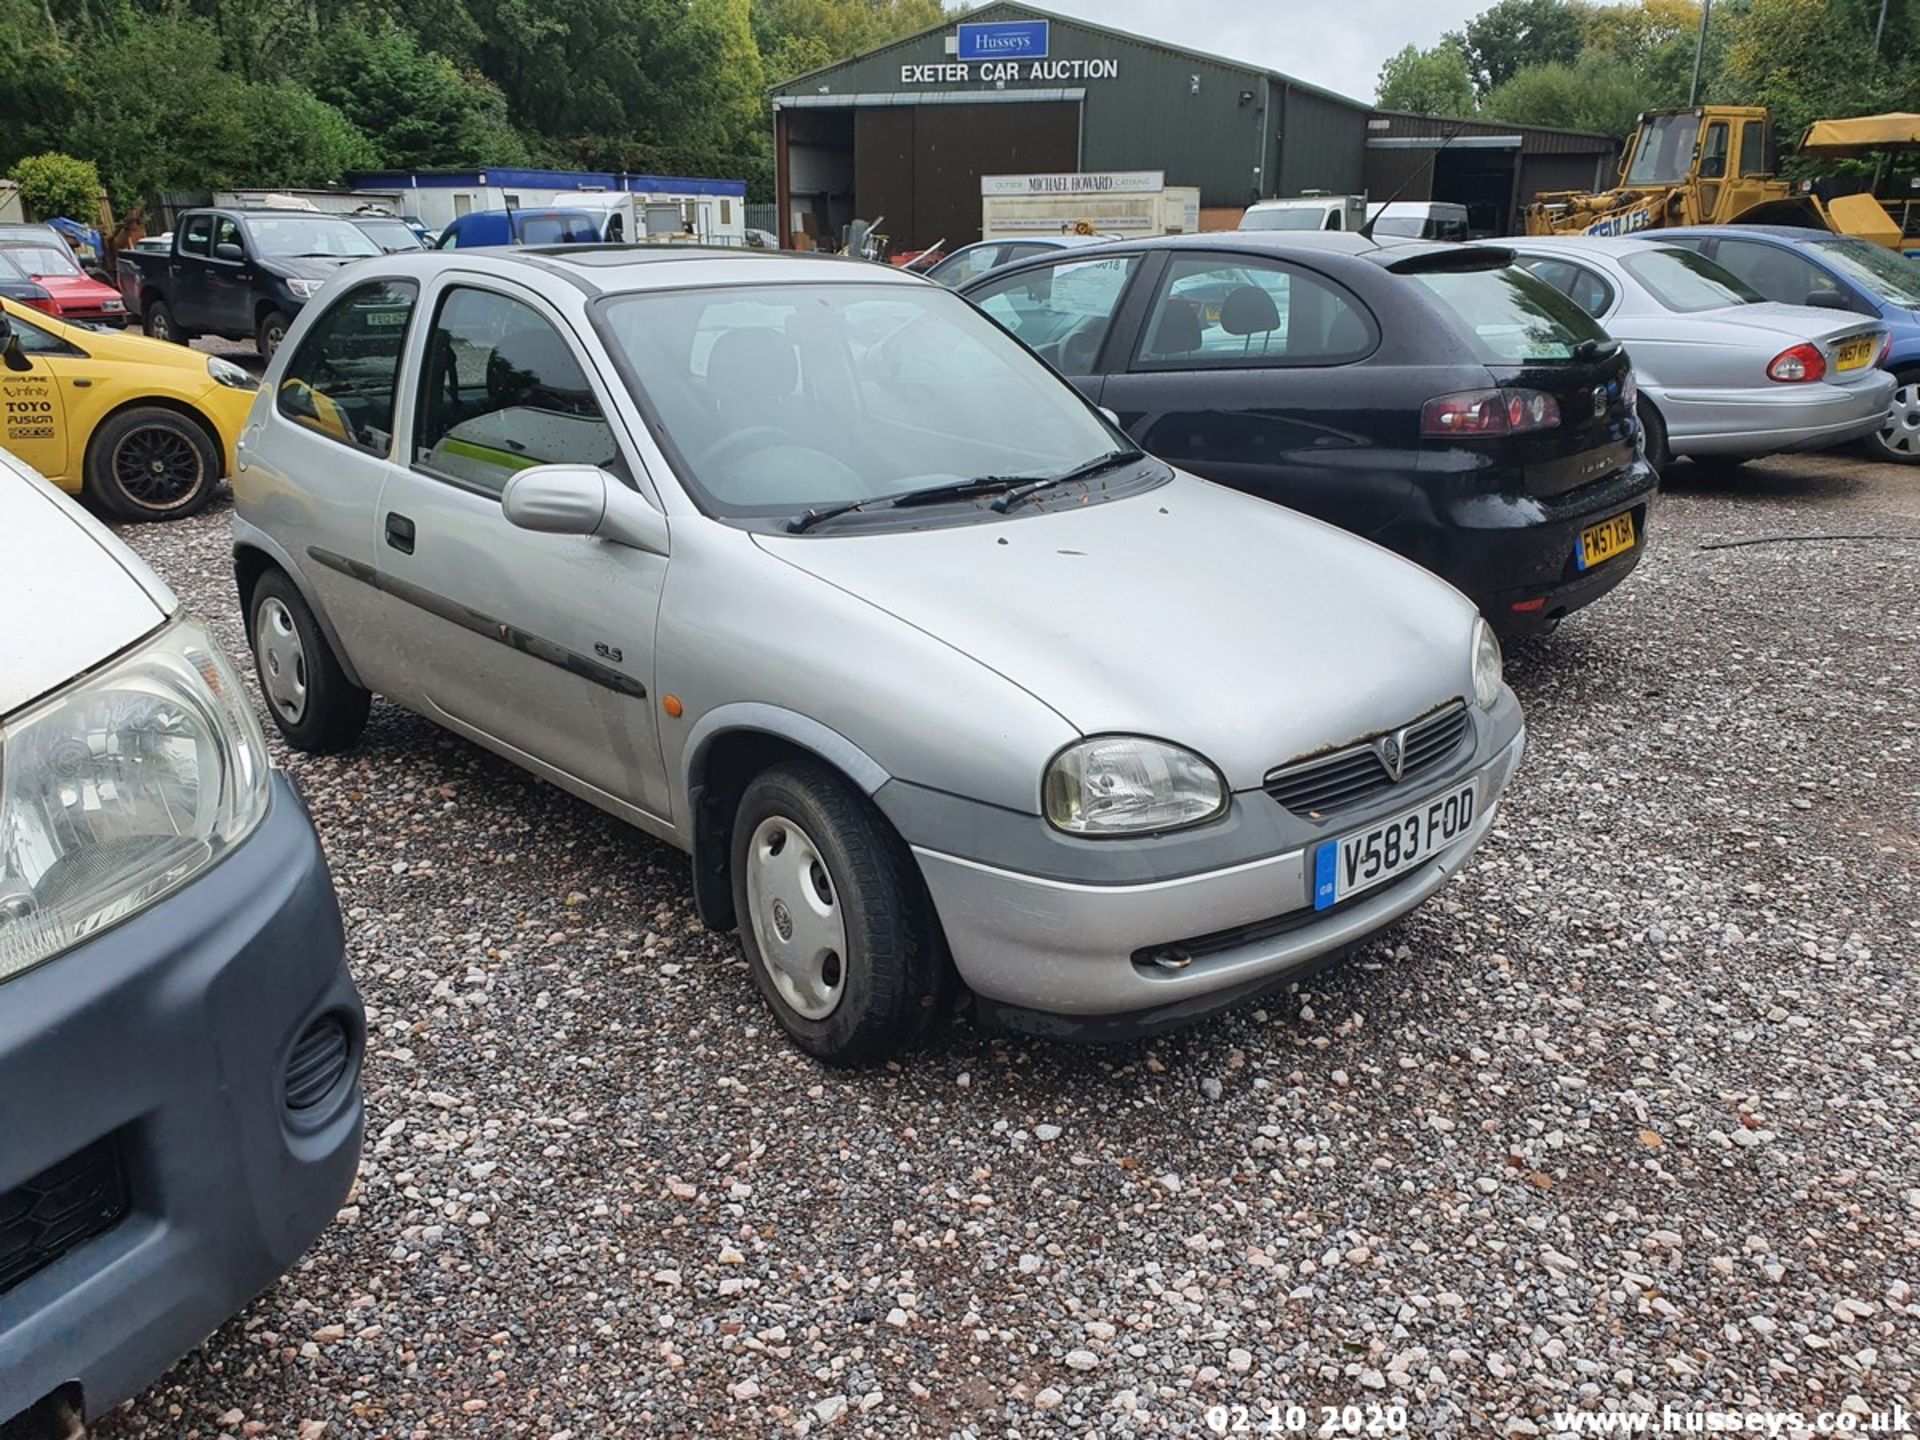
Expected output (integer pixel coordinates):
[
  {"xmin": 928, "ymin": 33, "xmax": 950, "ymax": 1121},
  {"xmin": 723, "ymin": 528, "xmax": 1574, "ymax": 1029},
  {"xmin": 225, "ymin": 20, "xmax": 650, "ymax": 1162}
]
[
  {"xmin": 1518, "ymin": 258, "xmax": 1614, "ymax": 318},
  {"xmin": 1133, "ymin": 254, "xmax": 1374, "ymax": 369},
  {"xmin": 7, "ymin": 308, "xmax": 81, "ymax": 356},
  {"xmin": 1699, "ymin": 122, "xmax": 1729, "ymax": 180},
  {"xmin": 276, "ymin": 280, "xmax": 418, "ymax": 454},
  {"xmin": 213, "ymin": 217, "xmax": 243, "ymax": 257},
  {"xmin": 934, "ymin": 246, "xmax": 1004, "ymax": 286},
  {"xmin": 1739, "ymin": 120, "xmax": 1769, "ymax": 177},
  {"xmin": 180, "ymin": 216, "xmax": 212, "ymax": 257},
  {"xmin": 969, "ymin": 255, "xmax": 1139, "ymax": 376},
  {"xmin": 413, "ymin": 287, "xmax": 616, "ymax": 497}
]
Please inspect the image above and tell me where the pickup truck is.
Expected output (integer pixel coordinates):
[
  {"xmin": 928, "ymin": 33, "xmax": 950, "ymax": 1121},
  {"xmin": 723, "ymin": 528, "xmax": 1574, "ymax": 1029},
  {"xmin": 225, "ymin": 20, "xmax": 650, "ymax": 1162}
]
[{"xmin": 118, "ymin": 208, "xmax": 381, "ymax": 358}]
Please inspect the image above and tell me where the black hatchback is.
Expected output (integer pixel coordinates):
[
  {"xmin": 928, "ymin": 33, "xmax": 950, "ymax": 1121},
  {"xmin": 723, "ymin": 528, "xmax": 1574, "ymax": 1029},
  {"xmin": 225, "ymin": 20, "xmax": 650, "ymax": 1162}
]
[{"xmin": 958, "ymin": 232, "xmax": 1658, "ymax": 634}]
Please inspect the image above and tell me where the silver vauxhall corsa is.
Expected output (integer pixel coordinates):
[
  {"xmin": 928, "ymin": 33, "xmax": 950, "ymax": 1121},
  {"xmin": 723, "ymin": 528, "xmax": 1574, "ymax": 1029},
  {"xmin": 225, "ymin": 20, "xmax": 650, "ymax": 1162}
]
[{"xmin": 232, "ymin": 246, "xmax": 1525, "ymax": 1062}]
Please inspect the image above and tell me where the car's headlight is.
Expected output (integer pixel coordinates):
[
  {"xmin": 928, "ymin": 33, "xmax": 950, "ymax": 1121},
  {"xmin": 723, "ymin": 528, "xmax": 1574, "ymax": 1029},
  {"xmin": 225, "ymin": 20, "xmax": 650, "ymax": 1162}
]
[
  {"xmin": 101, "ymin": 298, "xmax": 125, "ymax": 311},
  {"xmin": 0, "ymin": 615, "xmax": 270, "ymax": 985},
  {"xmin": 1044, "ymin": 736, "xmax": 1227, "ymax": 836},
  {"xmin": 207, "ymin": 355, "xmax": 259, "ymax": 391},
  {"xmin": 1472, "ymin": 618, "xmax": 1504, "ymax": 709},
  {"xmin": 285, "ymin": 277, "xmax": 320, "ymax": 299}
]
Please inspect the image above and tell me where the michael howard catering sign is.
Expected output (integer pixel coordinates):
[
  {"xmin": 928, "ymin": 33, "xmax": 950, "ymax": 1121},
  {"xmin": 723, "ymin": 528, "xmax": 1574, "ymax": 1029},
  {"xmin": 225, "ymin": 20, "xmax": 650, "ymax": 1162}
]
[{"xmin": 956, "ymin": 20, "xmax": 1049, "ymax": 60}]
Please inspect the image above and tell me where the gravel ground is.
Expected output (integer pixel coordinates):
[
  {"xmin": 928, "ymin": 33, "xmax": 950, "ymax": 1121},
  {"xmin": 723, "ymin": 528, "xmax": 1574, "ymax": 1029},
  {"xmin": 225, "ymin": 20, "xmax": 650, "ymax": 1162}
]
[{"xmin": 91, "ymin": 451, "xmax": 1918, "ymax": 1439}]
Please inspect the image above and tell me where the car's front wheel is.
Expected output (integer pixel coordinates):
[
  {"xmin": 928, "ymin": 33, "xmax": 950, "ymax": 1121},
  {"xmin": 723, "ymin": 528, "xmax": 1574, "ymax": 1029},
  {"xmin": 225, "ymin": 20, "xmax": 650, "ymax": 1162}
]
[
  {"xmin": 83, "ymin": 406, "xmax": 218, "ymax": 521},
  {"xmin": 249, "ymin": 569, "xmax": 371, "ymax": 753},
  {"xmin": 1872, "ymin": 369, "xmax": 1920, "ymax": 464},
  {"xmin": 730, "ymin": 760, "xmax": 944, "ymax": 1065},
  {"xmin": 257, "ymin": 308, "xmax": 292, "ymax": 361}
]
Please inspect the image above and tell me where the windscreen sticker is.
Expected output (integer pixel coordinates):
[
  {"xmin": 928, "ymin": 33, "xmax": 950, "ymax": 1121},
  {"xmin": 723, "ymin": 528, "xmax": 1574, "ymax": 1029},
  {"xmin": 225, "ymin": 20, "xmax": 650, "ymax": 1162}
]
[{"xmin": 1047, "ymin": 259, "xmax": 1132, "ymax": 317}]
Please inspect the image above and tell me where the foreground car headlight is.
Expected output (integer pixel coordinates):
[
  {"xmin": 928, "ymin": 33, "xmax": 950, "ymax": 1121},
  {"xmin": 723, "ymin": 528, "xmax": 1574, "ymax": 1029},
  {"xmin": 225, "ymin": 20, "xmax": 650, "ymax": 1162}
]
[
  {"xmin": 285, "ymin": 277, "xmax": 321, "ymax": 299},
  {"xmin": 101, "ymin": 297, "xmax": 125, "ymax": 312},
  {"xmin": 207, "ymin": 355, "xmax": 259, "ymax": 391},
  {"xmin": 1044, "ymin": 736, "xmax": 1227, "ymax": 836},
  {"xmin": 0, "ymin": 616, "xmax": 270, "ymax": 984},
  {"xmin": 1472, "ymin": 619, "xmax": 1504, "ymax": 709}
]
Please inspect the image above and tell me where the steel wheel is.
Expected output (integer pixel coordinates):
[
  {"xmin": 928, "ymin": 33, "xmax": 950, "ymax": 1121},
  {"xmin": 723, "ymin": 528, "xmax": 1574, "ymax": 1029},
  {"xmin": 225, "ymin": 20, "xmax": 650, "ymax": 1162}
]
[
  {"xmin": 1878, "ymin": 379, "xmax": 1920, "ymax": 461},
  {"xmin": 743, "ymin": 814, "xmax": 847, "ymax": 1021},
  {"xmin": 111, "ymin": 424, "xmax": 206, "ymax": 512},
  {"xmin": 254, "ymin": 595, "xmax": 309, "ymax": 725},
  {"xmin": 147, "ymin": 309, "xmax": 172, "ymax": 341}
]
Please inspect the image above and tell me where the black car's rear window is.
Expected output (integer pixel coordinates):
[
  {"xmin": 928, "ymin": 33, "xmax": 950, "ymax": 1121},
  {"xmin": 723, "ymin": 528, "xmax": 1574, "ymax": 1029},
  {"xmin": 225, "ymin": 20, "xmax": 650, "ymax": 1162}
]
[{"xmin": 1410, "ymin": 266, "xmax": 1608, "ymax": 363}]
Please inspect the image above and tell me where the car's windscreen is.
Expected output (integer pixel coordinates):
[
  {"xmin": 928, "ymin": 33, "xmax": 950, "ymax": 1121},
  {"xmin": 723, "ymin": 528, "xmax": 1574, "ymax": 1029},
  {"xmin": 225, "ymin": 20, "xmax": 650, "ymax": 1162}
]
[
  {"xmin": 358, "ymin": 219, "xmax": 422, "ymax": 251},
  {"xmin": 1625, "ymin": 113, "xmax": 1701, "ymax": 186},
  {"xmin": 1, "ymin": 243, "xmax": 82, "ymax": 277},
  {"xmin": 1240, "ymin": 209, "xmax": 1329, "ymax": 231},
  {"xmin": 247, "ymin": 217, "xmax": 381, "ymax": 259},
  {"xmin": 1620, "ymin": 247, "xmax": 1762, "ymax": 312},
  {"xmin": 1410, "ymin": 264, "xmax": 1608, "ymax": 363},
  {"xmin": 518, "ymin": 214, "xmax": 598, "ymax": 244},
  {"xmin": 1808, "ymin": 237, "xmax": 1920, "ymax": 307},
  {"xmin": 595, "ymin": 282, "xmax": 1131, "ymax": 523}
]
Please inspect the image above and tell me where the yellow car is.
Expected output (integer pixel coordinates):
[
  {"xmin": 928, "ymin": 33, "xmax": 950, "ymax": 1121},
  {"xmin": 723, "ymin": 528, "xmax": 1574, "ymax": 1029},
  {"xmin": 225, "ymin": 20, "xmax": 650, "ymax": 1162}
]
[{"xmin": 0, "ymin": 294, "xmax": 257, "ymax": 521}]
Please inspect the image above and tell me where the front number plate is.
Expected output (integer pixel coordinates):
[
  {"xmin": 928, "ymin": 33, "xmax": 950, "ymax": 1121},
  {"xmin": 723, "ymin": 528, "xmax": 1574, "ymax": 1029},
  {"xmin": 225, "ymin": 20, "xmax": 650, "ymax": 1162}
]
[
  {"xmin": 1312, "ymin": 782, "xmax": 1476, "ymax": 911},
  {"xmin": 1575, "ymin": 510, "xmax": 1636, "ymax": 571}
]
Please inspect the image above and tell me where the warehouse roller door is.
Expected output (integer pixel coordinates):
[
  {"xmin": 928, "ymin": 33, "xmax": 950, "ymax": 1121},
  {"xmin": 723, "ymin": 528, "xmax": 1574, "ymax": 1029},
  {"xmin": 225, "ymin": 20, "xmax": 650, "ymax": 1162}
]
[{"xmin": 855, "ymin": 101, "xmax": 1079, "ymax": 252}]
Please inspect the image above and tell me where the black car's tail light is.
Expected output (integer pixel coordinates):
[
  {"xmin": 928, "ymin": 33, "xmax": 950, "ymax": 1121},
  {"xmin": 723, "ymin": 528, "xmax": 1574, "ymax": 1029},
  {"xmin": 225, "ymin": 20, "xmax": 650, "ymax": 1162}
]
[{"xmin": 1422, "ymin": 387, "xmax": 1562, "ymax": 437}]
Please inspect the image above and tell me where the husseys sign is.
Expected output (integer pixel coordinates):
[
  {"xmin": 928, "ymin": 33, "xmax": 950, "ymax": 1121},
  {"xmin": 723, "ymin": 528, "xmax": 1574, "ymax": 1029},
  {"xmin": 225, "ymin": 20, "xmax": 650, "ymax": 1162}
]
[{"xmin": 901, "ymin": 20, "xmax": 1121, "ymax": 84}]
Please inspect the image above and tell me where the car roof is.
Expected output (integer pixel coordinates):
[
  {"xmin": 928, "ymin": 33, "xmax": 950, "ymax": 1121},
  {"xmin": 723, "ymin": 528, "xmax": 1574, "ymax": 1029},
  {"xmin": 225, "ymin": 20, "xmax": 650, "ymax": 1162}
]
[
  {"xmin": 346, "ymin": 244, "xmax": 929, "ymax": 296},
  {"xmin": 0, "ymin": 224, "xmax": 62, "ymax": 241},
  {"xmin": 1036, "ymin": 229, "xmax": 1487, "ymax": 270},
  {"xmin": 1497, "ymin": 234, "xmax": 1690, "ymax": 259},
  {"xmin": 1670, "ymin": 225, "xmax": 1855, "ymax": 243}
]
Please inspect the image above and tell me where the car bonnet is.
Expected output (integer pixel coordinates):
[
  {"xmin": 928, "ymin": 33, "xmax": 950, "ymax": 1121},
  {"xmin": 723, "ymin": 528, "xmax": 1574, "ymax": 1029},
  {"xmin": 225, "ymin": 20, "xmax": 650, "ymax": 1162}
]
[
  {"xmin": 752, "ymin": 474, "xmax": 1480, "ymax": 792},
  {"xmin": 0, "ymin": 455, "xmax": 175, "ymax": 717}
]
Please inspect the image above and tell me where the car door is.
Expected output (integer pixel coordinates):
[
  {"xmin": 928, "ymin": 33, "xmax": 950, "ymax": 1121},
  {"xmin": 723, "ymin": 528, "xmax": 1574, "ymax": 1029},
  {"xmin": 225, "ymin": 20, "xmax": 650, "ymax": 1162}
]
[
  {"xmin": 260, "ymin": 276, "xmax": 423, "ymax": 694},
  {"xmin": 377, "ymin": 277, "xmax": 672, "ymax": 821},
  {"xmin": 170, "ymin": 215, "xmax": 216, "ymax": 330},
  {"xmin": 0, "ymin": 305, "xmax": 73, "ymax": 481},
  {"xmin": 964, "ymin": 250, "xmax": 1148, "ymax": 404},
  {"xmin": 1091, "ymin": 250, "xmax": 1404, "ymax": 536},
  {"xmin": 204, "ymin": 215, "xmax": 258, "ymax": 336}
]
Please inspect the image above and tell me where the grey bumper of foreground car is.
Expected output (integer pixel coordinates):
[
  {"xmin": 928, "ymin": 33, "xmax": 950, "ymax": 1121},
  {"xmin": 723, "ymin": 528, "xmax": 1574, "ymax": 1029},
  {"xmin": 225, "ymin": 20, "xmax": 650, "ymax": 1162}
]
[
  {"xmin": 0, "ymin": 774, "xmax": 364, "ymax": 1429},
  {"xmin": 907, "ymin": 708, "xmax": 1524, "ymax": 1038}
]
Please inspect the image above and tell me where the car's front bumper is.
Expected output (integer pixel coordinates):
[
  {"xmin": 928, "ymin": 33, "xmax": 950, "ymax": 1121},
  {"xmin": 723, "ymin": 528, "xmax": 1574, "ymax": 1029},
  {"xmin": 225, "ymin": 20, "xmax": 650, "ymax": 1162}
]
[
  {"xmin": 0, "ymin": 775, "xmax": 364, "ymax": 1428},
  {"xmin": 1654, "ymin": 370, "xmax": 1895, "ymax": 456},
  {"xmin": 906, "ymin": 714, "xmax": 1524, "ymax": 1036}
]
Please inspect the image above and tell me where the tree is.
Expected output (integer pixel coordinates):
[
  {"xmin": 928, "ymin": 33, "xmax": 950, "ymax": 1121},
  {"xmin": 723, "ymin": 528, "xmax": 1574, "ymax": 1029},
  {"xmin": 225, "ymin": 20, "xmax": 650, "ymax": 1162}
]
[
  {"xmin": 1483, "ymin": 50, "xmax": 1650, "ymax": 136},
  {"xmin": 753, "ymin": 0, "xmax": 946, "ymax": 82},
  {"xmin": 307, "ymin": 22, "xmax": 524, "ymax": 169},
  {"xmin": 1725, "ymin": 0, "xmax": 1917, "ymax": 170},
  {"xmin": 13, "ymin": 151, "xmax": 99, "ymax": 220},
  {"xmin": 236, "ymin": 82, "xmax": 377, "ymax": 187},
  {"xmin": 1376, "ymin": 40, "xmax": 1477, "ymax": 115},
  {"xmin": 1461, "ymin": 0, "xmax": 1589, "ymax": 98}
]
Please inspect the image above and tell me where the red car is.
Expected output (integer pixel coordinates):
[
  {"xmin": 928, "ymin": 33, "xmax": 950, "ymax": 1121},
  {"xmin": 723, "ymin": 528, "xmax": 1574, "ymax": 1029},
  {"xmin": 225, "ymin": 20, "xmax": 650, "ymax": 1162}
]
[{"xmin": 0, "ymin": 225, "xmax": 126, "ymax": 325}]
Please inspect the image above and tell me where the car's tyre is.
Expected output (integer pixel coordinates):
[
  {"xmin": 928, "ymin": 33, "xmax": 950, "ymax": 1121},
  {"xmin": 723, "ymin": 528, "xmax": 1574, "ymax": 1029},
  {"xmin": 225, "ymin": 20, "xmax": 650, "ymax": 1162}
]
[
  {"xmin": 142, "ymin": 300, "xmax": 182, "ymax": 343},
  {"xmin": 248, "ymin": 568, "xmax": 371, "ymax": 753},
  {"xmin": 730, "ymin": 759, "xmax": 944, "ymax": 1065},
  {"xmin": 82, "ymin": 405, "xmax": 219, "ymax": 522},
  {"xmin": 1637, "ymin": 398, "xmax": 1670, "ymax": 477},
  {"xmin": 256, "ymin": 308, "xmax": 292, "ymax": 361},
  {"xmin": 1870, "ymin": 369, "xmax": 1920, "ymax": 464}
]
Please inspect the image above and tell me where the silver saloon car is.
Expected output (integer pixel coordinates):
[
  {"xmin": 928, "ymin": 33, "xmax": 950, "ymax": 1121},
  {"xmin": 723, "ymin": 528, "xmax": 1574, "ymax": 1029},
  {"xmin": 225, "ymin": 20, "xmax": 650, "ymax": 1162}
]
[
  {"xmin": 1496, "ymin": 236, "xmax": 1894, "ymax": 474},
  {"xmin": 231, "ymin": 247, "xmax": 1525, "ymax": 1063}
]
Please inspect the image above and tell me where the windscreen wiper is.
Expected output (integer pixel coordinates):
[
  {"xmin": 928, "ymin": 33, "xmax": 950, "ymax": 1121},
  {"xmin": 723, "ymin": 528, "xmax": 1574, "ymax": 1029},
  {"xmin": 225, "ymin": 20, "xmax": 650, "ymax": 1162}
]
[
  {"xmin": 785, "ymin": 477, "xmax": 1029, "ymax": 533},
  {"xmin": 989, "ymin": 449, "xmax": 1144, "ymax": 513}
]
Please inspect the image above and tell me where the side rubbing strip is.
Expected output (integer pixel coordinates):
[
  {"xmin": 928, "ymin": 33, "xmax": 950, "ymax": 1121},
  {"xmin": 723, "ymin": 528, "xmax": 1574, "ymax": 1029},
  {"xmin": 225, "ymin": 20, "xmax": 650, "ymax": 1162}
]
[{"xmin": 305, "ymin": 546, "xmax": 646, "ymax": 700}]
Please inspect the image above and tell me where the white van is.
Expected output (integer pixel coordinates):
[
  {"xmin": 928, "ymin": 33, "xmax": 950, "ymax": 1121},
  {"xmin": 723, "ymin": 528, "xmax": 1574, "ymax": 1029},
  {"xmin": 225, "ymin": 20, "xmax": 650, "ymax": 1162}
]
[
  {"xmin": 1367, "ymin": 201, "xmax": 1471, "ymax": 241},
  {"xmin": 1238, "ymin": 195, "xmax": 1367, "ymax": 232}
]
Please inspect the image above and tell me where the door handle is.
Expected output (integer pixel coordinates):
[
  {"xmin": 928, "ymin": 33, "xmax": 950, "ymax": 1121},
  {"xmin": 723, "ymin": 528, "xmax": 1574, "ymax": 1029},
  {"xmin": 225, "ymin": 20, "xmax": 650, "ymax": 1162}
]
[{"xmin": 385, "ymin": 512, "xmax": 415, "ymax": 554}]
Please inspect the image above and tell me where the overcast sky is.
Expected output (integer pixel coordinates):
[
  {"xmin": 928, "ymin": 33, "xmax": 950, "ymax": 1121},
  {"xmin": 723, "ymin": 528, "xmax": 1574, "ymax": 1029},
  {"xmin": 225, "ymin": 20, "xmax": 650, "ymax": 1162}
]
[{"xmin": 974, "ymin": 1, "xmax": 1485, "ymax": 102}]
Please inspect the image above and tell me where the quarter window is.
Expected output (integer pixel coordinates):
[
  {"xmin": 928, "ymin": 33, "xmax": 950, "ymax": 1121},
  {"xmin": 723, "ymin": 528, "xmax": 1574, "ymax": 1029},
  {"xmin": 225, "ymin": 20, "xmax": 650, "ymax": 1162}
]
[
  {"xmin": 1516, "ymin": 257, "xmax": 1616, "ymax": 318},
  {"xmin": 968, "ymin": 255, "xmax": 1140, "ymax": 376},
  {"xmin": 413, "ymin": 287, "xmax": 616, "ymax": 497},
  {"xmin": 1133, "ymin": 255, "xmax": 1375, "ymax": 369},
  {"xmin": 276, "ymin": 280, "xmax": 418, "ymax": 454}
]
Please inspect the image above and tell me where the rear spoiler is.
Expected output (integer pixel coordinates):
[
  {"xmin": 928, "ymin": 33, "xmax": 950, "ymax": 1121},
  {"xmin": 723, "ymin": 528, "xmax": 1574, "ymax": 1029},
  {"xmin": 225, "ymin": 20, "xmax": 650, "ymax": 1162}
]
[{"xmin": 1381, "ymin": 246, "xmax": 1514, "ymax": 274}]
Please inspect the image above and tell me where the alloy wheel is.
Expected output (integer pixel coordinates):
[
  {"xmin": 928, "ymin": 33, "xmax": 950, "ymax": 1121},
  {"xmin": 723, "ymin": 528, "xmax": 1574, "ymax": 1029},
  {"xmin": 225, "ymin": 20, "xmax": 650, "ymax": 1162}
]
[{"xmin": 111, "ymin": 425, "xmax": 204, "ymax": 510}]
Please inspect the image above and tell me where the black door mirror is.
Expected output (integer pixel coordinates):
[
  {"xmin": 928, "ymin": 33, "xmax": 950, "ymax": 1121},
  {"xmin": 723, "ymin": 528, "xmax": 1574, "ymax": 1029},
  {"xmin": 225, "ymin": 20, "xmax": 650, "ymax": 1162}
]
[
  {"xmin": 1805, "ymin": 287, "xmax": 1853, "ymax": 311},
  {"xmin": 214, "ymin": 242, "xmax": 245, "ymax": 262},
  {"xmin": 0, "ymin": 315, "xmax": 30, "ymax": 372}
]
